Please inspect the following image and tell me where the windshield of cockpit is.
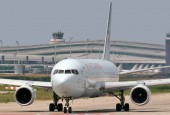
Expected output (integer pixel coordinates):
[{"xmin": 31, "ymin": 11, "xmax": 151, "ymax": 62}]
[{"xmin": 53, "ymin": 69, "xmax": 79, "ymax": 75}]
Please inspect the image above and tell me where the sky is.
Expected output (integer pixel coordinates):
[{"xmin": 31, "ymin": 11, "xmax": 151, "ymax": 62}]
[{"xmin": 0, "ymin": 0, "xmax": 170, "ymax": 46}]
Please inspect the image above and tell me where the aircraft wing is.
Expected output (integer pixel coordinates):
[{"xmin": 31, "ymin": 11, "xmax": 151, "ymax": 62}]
[
  {"xmin": 103, "ymin": 79, "xmax": 170, "ymax": 90},
  {"xmin": 96, "ymin": 66, "xmax": 170, "ymax": 91},
  {"xmin": 119, "ymin": 66, "xmax": 170, "ymax": 76},
  {"xmin": 0, "ymin": 79, "xmax": 51, "ymax": 88}
]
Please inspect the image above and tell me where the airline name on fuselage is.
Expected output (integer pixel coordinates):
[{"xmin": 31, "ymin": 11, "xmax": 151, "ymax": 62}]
[{"xmin": 85, "ymin": 63, "xmax": 103, "ymax": 70}]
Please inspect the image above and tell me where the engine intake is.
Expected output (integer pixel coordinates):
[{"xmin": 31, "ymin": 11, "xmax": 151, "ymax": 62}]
[
  {"xmin": 15, "ymin": 85, "xmax": 36, "ymax": 106},
  {"xmin": 130, "ymin": 85, "xmax": 151, "ymax": 106}
]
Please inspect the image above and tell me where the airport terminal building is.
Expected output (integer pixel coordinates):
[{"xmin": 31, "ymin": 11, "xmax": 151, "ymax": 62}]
[{"xmin": 0, "ymin": 32, "xmax": 169, "ymax": 74}]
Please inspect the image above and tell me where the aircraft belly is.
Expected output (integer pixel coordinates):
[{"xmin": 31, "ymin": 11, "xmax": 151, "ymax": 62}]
[
  {"xmin": 82, "ymin": 88, "xmax": 104, "ymax": 98},
  {"xmin": 80, "ymin": 76, "xmax": 118, "ymax": 98}
]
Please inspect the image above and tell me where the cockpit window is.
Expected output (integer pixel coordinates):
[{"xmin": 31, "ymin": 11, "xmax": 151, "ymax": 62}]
[
  {"xmin": 65, "ymin": 69, "xmax": 79, "ymax": 75},
  {"xmin": 65, "ymin": 70, "xmax": 71, "ymax": 74},
  {"xmin": 58, "ymin": 70, "xmax": 64, "ymax": 74},
  {"xmin": 53, "ymin": 70, "xmax": 57, "ymax": 75},
  {"xmin": 53, "ymin": 69, "xmax": 64, "ymax": 75},
  {"xmin": 71, "ymin": 69, "xmax": 79, "ymax": 75},
  {"xmin": 53, "ymin": 69, "xmax": 79, "ymax": 75}
]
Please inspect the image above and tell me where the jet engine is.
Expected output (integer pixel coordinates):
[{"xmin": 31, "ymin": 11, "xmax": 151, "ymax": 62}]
[
  {"xmin": 14, "ymin": 85, "xmax": 36, "ymax": 106},
  {"xmin": 130, "ymin": 85, "xmax": 151, "ymax": 106}
]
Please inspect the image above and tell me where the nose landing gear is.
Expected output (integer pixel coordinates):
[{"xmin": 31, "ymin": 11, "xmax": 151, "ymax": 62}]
[
  {"xmin": 64, "ymin": 97, "xmax": 72, "ymax": 113},
  {"xmin": 49, "ymin": 92, "xmax": 73, "ymax": 113}
]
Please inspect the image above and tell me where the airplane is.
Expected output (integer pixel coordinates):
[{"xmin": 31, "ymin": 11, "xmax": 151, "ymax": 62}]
[{"xmin": 1, "ymin": 2, "xmax": 170, "ymax": 114}]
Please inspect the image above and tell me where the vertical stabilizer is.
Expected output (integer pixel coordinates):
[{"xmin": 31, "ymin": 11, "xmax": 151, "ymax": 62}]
[{"xmin": 102, "ymin": 2, "xmax": 112, "ymax": 60}]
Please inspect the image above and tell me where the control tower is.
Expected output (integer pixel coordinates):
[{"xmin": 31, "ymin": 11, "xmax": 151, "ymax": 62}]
[{"xmin": 50, "ymin": 31, "xmax": 65, "ymax": 44}]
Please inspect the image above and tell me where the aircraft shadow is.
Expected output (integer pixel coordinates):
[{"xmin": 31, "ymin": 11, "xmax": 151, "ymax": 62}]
[
  {"xmin": 7, "ymin": 108, "xmax": 170, "ymax": 114},
  {"xmin": 72, "ymin": 109, "xmax": 163, "ymax": 114}
]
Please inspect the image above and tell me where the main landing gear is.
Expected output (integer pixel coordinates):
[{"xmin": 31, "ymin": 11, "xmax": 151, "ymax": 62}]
[
  {"xmin": 49, "ymin": 92, "xmax": 63, "ymax": 112},
  {"xmin": 111, "ymin": 90, "xmax": 129, "ymax": 111}
]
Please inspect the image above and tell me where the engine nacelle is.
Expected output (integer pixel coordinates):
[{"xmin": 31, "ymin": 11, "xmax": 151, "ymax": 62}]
[
  {"xmin": 14, "ymin": 85, "xmax": 36, "ymax": 106},
  {"xmin": 130, "ymin": 85, "xmax": 151, "ymax": 106}
]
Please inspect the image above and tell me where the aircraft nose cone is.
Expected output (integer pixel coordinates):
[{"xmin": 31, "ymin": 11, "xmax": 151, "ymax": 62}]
[
  {"xmin": 51, "ymin": 74, "xmax": 85, "ymax": 98},
  {"xmin": 52, "ymin": 75, "xmax": 70, "ymax": 95}
]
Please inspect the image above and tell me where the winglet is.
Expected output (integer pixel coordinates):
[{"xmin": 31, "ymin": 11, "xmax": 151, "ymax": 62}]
[{"xmin": 102, "ymin": 2, "xmax": 112, "ymax": 61}]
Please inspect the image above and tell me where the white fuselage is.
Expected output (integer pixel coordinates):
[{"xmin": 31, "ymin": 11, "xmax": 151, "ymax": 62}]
[{"xmin": 51, "ymin": 58, "xmax": 119, "ymax": 99}]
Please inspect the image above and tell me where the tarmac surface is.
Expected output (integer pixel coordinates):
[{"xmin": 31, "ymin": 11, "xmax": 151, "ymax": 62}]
[{"xmin": 0, "ymin": 93, "xmax": 170, "ymax": 115}]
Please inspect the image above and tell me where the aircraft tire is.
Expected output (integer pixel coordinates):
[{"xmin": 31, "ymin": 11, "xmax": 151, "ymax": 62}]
[
  {"xmin": 57, "ymin": 103, "xmax": 63, "ymax": 111},
  {"xmin": 49, "ymin": 103, "xmax": 55, "ymax": 111},
  {"xmin": 68, "ymin": 107, "xmax": 72, "ymax": 113},
  {"xmin": 116, "ymin": 103, "xmax": 122, "ymax": 111},
  {"xmin": 124, "ymin": 103, "xmax": 129, "ymax": 111},
  {"xmin": 64, "ymin": 107, "xmax": 67, "ymax": 113}
]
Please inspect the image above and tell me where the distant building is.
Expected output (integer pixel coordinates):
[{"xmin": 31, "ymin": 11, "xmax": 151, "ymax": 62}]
[
  {"xmin": 50, "ymin": 31, "xmax": 65, "ymax": 44},
  {"xmin": 166, "ymin": 33, "xmax": 170, "ymax": 65}
]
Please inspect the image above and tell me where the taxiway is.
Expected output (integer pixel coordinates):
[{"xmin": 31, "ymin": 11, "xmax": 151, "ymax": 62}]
[{"xmin": 0, "ymin": 93, "xmax": 169, "ymax": 115}]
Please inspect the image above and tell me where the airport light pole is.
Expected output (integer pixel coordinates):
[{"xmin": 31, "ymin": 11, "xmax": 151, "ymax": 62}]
[
  {"xmin": 91, "ymin": 46, "xmax": 93, "ymax": 56},
  {"xmin": 16, "ymin": 41, "xmax": 20, "ymax": 54},
  {"xmin": 0, "ymin": 40, "xmax": 3, "ymax": 64},
  {"xmin": 54, "ymin": 43, "xmax": 57, "ymax": 64},
  {"xmin": 16, "ymin": 41, "xmax": 20, "ymax": 64},
  {"xmin": 98, "ymin": 40, "xmax": 101, "ymax": 59},
  {"xmin": 69, "ymin": 37, "xmax": 73, "ymax": 58},
  {"xmin": 86, "ymin": 39, "xmax": 89, "ymax": 58},
  {"xmin": 0, "ymin": 40, "xmax": 3, "ymax": 54},
  {"xmin": 112, "ymin": 40, "xmax": 115, "ymax": 62}
]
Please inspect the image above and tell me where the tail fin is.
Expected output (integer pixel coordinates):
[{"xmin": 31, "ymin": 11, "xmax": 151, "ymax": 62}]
[
  {"xmin": 102, "ymin": 2, "xmax": 112, "ymax": 60},
  {"xmin": 131, "ymin": 64, "xmax": 139, "ymax": 70}
]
